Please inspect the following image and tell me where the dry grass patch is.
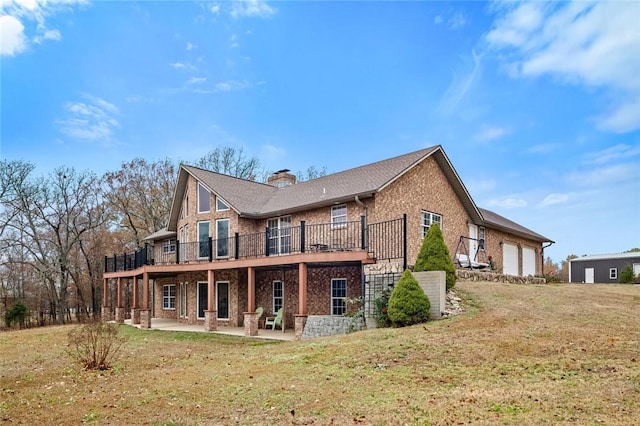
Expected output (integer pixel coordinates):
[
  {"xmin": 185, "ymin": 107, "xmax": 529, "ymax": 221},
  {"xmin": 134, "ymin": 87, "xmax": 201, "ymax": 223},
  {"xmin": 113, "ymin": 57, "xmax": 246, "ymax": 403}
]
[{"xmin": 1, "ymin": 282, "xmax": 638, "ymax": 425}]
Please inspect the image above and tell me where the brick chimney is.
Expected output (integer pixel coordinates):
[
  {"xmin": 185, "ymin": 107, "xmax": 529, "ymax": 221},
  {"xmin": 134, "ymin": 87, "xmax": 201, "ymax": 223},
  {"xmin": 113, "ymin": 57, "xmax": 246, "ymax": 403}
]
[{"xmin": 268, "ymin": 169, "xmax": 296, "ymax": 187}]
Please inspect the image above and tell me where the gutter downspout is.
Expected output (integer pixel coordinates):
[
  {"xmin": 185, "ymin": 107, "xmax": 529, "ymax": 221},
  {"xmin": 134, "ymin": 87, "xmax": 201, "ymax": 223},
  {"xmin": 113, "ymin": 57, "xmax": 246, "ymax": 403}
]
[{"xmin": 541, "ymin": 241, "xmax": 554, "ymax": 276}]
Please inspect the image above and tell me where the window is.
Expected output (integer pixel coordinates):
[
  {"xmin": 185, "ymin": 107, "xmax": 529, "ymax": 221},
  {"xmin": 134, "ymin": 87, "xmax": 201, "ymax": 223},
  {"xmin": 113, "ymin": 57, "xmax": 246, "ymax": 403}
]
[
  {"xmin": 198, "ymin": 221, "xmax": 210, "ymax": 258},
  {"xmin": 610, "ymin": 268, "xmax": 617, "ymax": 280},
  {"xmin": 268, "ymin": 216, "xmax": 292, "ymax": 255},
  {"xmin": 479, "ymin": 226, "xmax": 486, "ymax": 249},
  {"xmin": 331, "ymin": 205, "xmax": 347, "ymax": 228},
  {"xmin": 198, "ymin": 183, "xmax": 210, "ymax": 213},
  {"xmin": 273, "ymin": 280, "xmax": 283, "ymax": 314},
  {"xmin": 331, "ymin": 278, "xmax": 347, "ymax": 315},
  {"xmin": 216, "ymin": 219, "xmax": 230, "ymax": 258},
  {"xmin": 421, "ymin": 211, "xmax": 443, "ymax": 238},
  {"xmin": 162, "ymin": 239, "xmax": 176, "ymax": 254},
  {"xmin": 163, "ymin": 285, "xmax": 176, "ymax": 310},
  {"xmin": 216, "ymin": 196, "xmax": 230, "ymax": 211}
]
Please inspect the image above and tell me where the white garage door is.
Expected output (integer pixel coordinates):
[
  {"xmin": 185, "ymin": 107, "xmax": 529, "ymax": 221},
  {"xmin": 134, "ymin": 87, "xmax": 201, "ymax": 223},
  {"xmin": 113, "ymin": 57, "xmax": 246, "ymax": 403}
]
[
  {"xmin": 503, "ymin": 243, "xmax": 519, "ymax": 276},
  {"xmin": 522, "ymin": 247, "xmax": 536, "ymax": 277}
]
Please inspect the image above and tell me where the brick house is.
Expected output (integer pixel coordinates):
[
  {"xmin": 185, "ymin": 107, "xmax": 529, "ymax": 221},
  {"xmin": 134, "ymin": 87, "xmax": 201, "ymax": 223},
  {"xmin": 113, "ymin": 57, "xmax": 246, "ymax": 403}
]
[{"xmin": 102, "ymin": 145, "xmax": 552, "ymax": 339}]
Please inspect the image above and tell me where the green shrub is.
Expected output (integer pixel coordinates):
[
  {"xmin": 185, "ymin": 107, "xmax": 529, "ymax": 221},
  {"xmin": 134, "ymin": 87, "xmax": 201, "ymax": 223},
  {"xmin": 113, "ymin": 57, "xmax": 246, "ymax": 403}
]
[
  {"xmin": 67, "ymin": 321, "xmax": 126, "ymax": 370},
  {"xmin": 387, "ymin": 269, "xmax": 431, "ymax": 327},
  {"xmin": 373, "ymin": 288, "xmax": 392, "ymax": 328},
  {"xmin": 3, "ymin": 302, "xmax": 28, "ymax": 328},
  {"xmin": 619, "ymin": 265, "xmax": 636, "ymax": 284},
  {"xmin": 414, "ymin": 223, "xmax": 456, "ymax": 290}
]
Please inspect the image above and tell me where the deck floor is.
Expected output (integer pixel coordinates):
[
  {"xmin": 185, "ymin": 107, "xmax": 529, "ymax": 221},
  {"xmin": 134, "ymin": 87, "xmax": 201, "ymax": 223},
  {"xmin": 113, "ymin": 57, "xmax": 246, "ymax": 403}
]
[{"xmin": 123, "ymin": 318, "xmax": 296, "ymax": 341}]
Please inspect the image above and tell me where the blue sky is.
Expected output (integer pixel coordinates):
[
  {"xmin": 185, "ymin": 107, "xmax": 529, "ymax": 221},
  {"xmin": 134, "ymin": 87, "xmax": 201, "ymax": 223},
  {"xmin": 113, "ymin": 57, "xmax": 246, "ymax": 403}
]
[{"xmin": 2, "ymin": 0, "xmax": 639, "ymax": 264}]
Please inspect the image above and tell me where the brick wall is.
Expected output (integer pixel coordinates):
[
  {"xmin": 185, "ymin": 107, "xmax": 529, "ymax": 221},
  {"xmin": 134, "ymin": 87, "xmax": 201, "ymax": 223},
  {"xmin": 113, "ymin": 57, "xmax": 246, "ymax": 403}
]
[
  {"xmin": 370, "ymin": 155, "xmax": 471, "ymax": 266},
  {"xmin": 484, "ymin": 228, "xmax": 543, "ymax": 275}
]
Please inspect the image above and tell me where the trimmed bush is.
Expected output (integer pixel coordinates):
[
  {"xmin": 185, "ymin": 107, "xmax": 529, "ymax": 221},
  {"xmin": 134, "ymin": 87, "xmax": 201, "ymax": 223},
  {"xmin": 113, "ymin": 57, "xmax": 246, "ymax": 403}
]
[
  {"xmin": 414, "ymin": 223, "xmax": 456, "ymax": 289},
  {"xmin": 387, "ymin": 269, "xmax": 430, "ymax": 327},
  {"xmin": 619, "ymin": 265, "xmax": 635, "ymax": 284}
]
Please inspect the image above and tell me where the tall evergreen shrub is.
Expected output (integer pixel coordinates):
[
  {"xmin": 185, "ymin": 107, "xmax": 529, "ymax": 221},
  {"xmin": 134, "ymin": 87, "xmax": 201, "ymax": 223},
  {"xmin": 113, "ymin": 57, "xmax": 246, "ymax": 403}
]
[
  {"xmin": 387, "ymin": 269, "xmax": 430, "ymax": 327},
  {"xmin": 414, "ymin": 223, "xmax": 456, "ymax": 289}
]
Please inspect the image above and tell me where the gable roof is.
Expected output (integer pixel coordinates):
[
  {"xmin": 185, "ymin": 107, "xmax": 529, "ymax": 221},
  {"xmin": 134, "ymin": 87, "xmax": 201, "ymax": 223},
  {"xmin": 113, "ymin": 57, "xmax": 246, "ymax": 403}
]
[
  {"xmin": 166, "ymin": 146, "xmax": 550, "ymax": 244},
  {"xmin": 167, "ymin": 145, "xmax": 485, "ymax": 231},
  {"xmin": 569, "ymin": 252, "xmax": 640, "ymax": 262},
  {"xmin": 479, "ymin": 207, "xmax": 553, "ymax": 243}
]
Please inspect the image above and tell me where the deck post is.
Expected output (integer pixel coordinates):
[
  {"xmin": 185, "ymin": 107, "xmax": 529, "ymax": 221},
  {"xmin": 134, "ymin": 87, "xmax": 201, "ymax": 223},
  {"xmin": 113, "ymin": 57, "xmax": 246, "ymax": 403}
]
[
  {"xmin": 115, "ymin": 277, "xmax": 125, "ymax": 323},
  {"xmin": 101, "ymin": 278, "xmax": 111, "ymax": 322},
  {"xmin": 140, "ymin": 272, "xmax": 151, "ymax": 329},
  {"xmin": 300, "ymin": 221, "xmax": 306, "ymax": 253},
  {"xmin": 131, "ymin": 276, "xmax": 140, "ymax": 324},
  {"xmin": 205, "ymin": 270, "xmax": 217, "ymax": 331}
]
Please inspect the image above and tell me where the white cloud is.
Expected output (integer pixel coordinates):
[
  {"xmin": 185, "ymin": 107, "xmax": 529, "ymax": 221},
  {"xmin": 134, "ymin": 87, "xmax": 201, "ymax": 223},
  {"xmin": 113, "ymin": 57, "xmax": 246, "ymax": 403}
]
[
  {"xmin": 230, "ymin": 0, "xmax": 276, "ymax": 19},
  {"xmin": 0, "ymin": 0, "xmax": 86, "ymax": 55},
  {"xmin": 438, "ymin": 49, "xmax": 482, "ymax": 115},
  {"xmin": 526, "ymin": 144, "xmax": 558, "ymax": 154},
  {"xmin": 434, "ymin": 15, "xmax": 443, "ymax": 25},
  {"xmin": 0, "ymin": 15, "xmax": 27, "ymax": 56},
  {"xmin": 474, "ymin": 126, "xmax": 509, "ymax": 142},
  {"xmin": 169, "ymin": 62, "xmax": 196, "ymax": 72},
  {"xmin": 187, "ymin": 77, "xmax": 207, "ymax": 85},
  {"xmin": 448, "ymin": 12, "xmax": 467, "ymax": 30},
  {"xmin": 215, "ymin": 80, "xmax": 251, "ymax": 92},
  {"xmin": 230, "ymin": 34, "xmax": 239, "ymax": 48},
  {"xmin": 487, "ymin": 197, "xmax": 527, "ymax": 209},
  {"xmin": 262, "ymin": 144, "xmax": 287, "ymax": 162},
  {"xmin": 539, "ymin": 193, "xmax": 568, "ymax": 207},
  {"xmin": 567, "ymin": 163, "xmax": 638, "ymax": 187},
  {"xmin": 584, "ymin": 144, "xmax": 640, "ymax": 165},
  {"xmin": 56, "ymin": 95, "xmax": 120, "ymax": 144},
  {"xmin": 210, "ymin": 3, "xmax": 220, "ymax": 15},
  {"xmin": 186, "ymin": 42, "xmax": 196, "ymax": 51},
  {"xmin": 486, "ymin": 1, "xmax": 640, "ymax": 133}
]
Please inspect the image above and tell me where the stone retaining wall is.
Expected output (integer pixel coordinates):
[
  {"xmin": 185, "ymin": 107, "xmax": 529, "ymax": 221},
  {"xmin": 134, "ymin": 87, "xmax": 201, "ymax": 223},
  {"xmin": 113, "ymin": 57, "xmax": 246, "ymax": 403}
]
[
  {"xmin": 456, "ymin": 269, "xmax": 547, "ymax": 284},
  {"xmin": 301, "ymin": 315, "xmax": 366, "ymax": 340}
]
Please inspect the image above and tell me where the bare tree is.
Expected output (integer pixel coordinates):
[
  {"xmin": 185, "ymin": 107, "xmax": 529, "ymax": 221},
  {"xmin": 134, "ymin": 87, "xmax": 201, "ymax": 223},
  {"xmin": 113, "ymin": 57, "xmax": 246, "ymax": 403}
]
[
  {"xmin": 103, "ymin": 158, "xmax": 176, "ymax": 247},
  {"xmin": 5, "ymin": 167, "xmax": 106, "ymax": 324},
  {"xmin": 193, "ymin": 146, "xmax": 262, "ymax": 180},
  {"xmin": 296, "ymin": 165, "xmax": 328, "ymax": 182}
]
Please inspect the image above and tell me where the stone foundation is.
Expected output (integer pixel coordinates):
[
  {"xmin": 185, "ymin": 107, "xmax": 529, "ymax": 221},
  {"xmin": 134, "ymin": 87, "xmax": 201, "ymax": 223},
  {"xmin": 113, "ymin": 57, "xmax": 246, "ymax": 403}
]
[
  {"xmin": 301, "ymin": 315, "xmax": 365, "ymax": 340},
  {"xmin": 244, "ymin": 312, "xmax": 258, "ymax": 336},
  {"xmin": 131, "ymin": 308, "xmax": 141, "ymax": 325},
  {"xmin": 294, "ymin": 315, "xmax": 308, "ymax": 341},
  {"xmin": 140, "ymin": 310, "xmax": 151, "ymax": 329},
  {"xmin": 101, "ymin": 307, "xmax": 112, "ymax": 322},
  {"xmin": 204, "ymin": 310, "xmax": 218, "ymax": 332},
  {"xmin": 115, "ymin": 307, "xmax": 125, "ymax": 323},
  {"xmin": 456, "ymin": 269, "xmax": 547, "ymax": 284}
]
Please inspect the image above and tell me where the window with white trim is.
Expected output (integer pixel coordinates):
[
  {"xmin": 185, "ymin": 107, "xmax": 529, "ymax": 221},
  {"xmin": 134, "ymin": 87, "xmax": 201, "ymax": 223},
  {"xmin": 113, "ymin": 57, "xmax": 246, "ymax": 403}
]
[
  {"xmin": 216, "ymin": 196, "xmax": 230, "ymax": 211},
  {"xmin": 198, "ymin": 183, "xmax": 210, "ymax": 213},
  {"xmin": 479, "ymin": 226, "xmax": 486, "ymax": 249},
  {"xmin": 331, "ymin": 205, "xmax": 347, "ymax": 228},
  {"xmin": 421, "ymin": 210, "xmax": 442, "ymax": 238},
  {"xmin": 163, "ymin": 285, "xmax": 176, "ymax": 310},
  {"xmin": 610, "ymin": 268, "xmax": 617, "ymax": 280},
  {"xmin": 331, "ymin": 278, "xmax": 347, "ymax": 315},
  {"xmin": 273, "ymin": 280, "xmax": 283, "ymax": 314},
  {"xmin": 162, "ymin": 239, "xmax": 176, "ymax": 254}
]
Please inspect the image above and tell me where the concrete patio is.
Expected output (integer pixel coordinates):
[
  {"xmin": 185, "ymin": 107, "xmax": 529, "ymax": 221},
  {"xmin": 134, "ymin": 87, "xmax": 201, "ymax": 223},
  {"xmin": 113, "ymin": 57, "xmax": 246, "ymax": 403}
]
[{"xmin": 123, "ymin": 317, "xmax": 296, "ymax": 341}]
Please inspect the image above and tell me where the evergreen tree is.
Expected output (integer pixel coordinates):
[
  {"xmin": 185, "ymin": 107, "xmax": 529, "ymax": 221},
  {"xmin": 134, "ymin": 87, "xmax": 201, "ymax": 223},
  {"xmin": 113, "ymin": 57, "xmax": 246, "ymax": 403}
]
[
  {"xmin": 387, "ymin": 269, "xmax": 430, "ymax": 327},
  {"xmin": 414, "ymin": 223, "xmax": 456, "ymax": 289}
]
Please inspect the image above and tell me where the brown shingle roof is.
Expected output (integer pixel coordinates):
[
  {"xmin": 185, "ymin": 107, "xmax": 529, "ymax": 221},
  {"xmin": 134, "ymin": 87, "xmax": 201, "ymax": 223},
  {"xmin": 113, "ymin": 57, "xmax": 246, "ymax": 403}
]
[
  {"xmin": 479, "ymin": 207, "xmax": 553, "ymax": 243},
  {"xmin": 166, "ymin": 145, "xmax": 550, "ymax": 244}
]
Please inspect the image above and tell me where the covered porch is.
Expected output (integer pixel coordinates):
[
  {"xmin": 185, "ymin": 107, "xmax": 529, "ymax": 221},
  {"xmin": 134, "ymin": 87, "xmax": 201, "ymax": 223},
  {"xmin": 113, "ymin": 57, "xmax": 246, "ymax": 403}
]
[
  {"xmin": 102, "ymin": 250, "xmax": 375, "ymax": 340},
  {"xmin": 123, "ymin": 317, "xmax": 296, "ymax": 341}
]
